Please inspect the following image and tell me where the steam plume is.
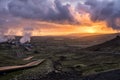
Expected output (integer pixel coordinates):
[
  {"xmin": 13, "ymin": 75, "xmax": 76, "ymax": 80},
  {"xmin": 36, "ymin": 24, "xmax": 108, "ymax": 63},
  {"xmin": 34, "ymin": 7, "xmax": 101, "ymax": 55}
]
[{"xmin": 20, "ymin": 27, "xmax": 33, "ymax": 44}]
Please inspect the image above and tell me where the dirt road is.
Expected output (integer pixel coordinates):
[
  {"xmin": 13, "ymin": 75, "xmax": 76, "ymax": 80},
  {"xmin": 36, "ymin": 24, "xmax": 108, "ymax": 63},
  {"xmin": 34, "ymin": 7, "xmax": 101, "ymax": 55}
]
[
  {"xmin": 0, "ymin": 59, "xmax": 45, "ymax": 72},
  {"xmin": 23, "ymin": 56, "xmax": 34, "ymax": 61}
]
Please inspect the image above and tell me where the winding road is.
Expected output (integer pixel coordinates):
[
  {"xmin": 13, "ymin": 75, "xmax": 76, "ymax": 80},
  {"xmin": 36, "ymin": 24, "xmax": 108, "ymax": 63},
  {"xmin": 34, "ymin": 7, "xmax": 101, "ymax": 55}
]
[
  {"xmin": 23, "ymin": 56, "xmax": 34, "ymax": 61},
  {"xmin": 0, "ymin": 59, "xmax": 45, "ymax": 72}
]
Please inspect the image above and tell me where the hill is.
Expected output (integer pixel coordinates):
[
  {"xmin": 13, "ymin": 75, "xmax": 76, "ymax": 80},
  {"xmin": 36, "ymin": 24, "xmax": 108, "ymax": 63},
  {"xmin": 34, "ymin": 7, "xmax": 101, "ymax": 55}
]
[{"xmin": 85, "ymin": 35, "xmax": 120, "ymax": 52}]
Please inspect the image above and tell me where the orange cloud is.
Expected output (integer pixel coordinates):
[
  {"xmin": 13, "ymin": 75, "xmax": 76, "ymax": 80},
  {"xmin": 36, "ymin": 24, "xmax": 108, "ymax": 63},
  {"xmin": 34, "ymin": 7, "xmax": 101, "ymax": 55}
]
[{"xmin": 3, "ymin": 13, "xmax": 117, "ymax": 36}]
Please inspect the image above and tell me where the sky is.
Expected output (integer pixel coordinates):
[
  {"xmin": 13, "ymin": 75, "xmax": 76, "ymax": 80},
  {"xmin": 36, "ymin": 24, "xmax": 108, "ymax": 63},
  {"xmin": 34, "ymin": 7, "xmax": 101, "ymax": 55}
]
[{"xmin": 0, "ymin": 0, "xmax": 120, "ymax": 36}]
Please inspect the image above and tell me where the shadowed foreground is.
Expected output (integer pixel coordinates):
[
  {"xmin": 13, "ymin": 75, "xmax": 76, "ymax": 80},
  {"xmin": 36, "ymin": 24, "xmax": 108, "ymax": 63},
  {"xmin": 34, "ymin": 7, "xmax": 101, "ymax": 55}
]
[{"xmin": 25, "ymin": 69, "xmax": 120, "ymax": 80}]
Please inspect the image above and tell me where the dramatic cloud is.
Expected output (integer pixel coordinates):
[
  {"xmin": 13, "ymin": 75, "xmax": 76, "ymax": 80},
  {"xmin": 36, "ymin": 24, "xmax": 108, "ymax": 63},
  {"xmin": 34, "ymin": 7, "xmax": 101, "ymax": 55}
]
[
  {"xmin": 0, "ymin": 0, "xmax": 76, "ymax": 24},
  {"xmin": 0, "ymin": 0, "xmax": 119, "ymax": 36},
  {"xmin": 84, "ymin": 0, "xmax": 120, "ymax": 30}
]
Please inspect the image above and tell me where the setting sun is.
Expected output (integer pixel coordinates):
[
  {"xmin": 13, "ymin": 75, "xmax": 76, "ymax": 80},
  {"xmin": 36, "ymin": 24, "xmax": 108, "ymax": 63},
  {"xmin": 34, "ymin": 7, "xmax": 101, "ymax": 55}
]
[
  {"xmin": 86, "ymin": 29, "xmax": 96, "ymax": 33},
  {"xmin": 85, "ymin": 27, "xmax": 96, "ymax": 33}
]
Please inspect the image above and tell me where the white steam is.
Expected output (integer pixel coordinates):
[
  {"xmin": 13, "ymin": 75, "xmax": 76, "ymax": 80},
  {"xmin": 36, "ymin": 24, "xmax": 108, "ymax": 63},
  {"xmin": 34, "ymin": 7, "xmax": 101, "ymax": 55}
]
[
  {"xmin": 20, "ymin": 27, "xmax": 33, "ymax": 44},
  {"xmin": 0, "ymin": 36, "xmax": 8, "ymax": 43},
  {"xmin": 0, "ymin": 35, "xmax": 15, "ymax": 43},
  {"xmin": 0, "ymin": 29, "xmax": 15, "ymax": 43}
]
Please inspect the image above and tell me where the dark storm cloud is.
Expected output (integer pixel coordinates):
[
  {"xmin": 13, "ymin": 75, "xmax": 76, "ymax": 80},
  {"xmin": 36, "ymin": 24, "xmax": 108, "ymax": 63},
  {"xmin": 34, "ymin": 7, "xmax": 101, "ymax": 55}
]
[
  {"xmin": 84, "ymin": 0, "xmax": 120, "ymax": 30},
  {"xmin": 0, "ymin": 0, "xmax": 75, "ymax": 23},
  {"xmin": 1, "ymin": 0, "xmax": 120, "ymax": 30},
  {"xmin": 0, "ymin": 16, "xmax": 21, "ymax": 31},
  {"xmin": 76, "ymin": 2, "xmax": 90, "ymax": 14}
]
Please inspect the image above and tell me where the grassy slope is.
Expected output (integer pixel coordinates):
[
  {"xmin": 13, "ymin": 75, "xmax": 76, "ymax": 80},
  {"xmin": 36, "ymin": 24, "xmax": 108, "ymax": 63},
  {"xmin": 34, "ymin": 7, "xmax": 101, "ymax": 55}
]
[
  {"xmin": 30, "ymin": 34, "xmax": 120, "ymax": 76},
  {"xmin": 0, "ymin": 53, "xmax": 26, "ymax": 67},
  {"xmin": 1, "ymin": 34, "xmax": 120, "ymax": 80}
]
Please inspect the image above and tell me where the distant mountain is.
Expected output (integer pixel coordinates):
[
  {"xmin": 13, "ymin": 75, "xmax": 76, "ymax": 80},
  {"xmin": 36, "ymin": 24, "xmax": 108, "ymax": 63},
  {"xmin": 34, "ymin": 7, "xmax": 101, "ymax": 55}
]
[{"xmin": 86, "ymin": 35, "xmax": 120, "ymax": 52}]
